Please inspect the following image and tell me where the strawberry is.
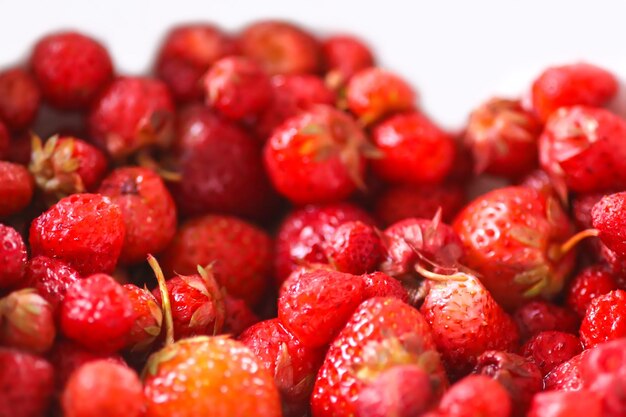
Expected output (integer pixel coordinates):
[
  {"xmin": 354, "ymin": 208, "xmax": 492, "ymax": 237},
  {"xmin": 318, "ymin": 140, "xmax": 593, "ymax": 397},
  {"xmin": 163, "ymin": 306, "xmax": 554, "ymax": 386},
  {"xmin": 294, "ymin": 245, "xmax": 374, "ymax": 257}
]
[
  {"xmin": 572, "ymin": 191, "xmax": 608, "ymax": 229},
  {"xmin": 521, "ymin": 331, "xmax": 582, "ymax": 376},
  {"xmin": 592, "ymin": 191, "xmax": 626, "ymax": 257},
  {"xmin": 0, "ymin": 161, "xmax": 34, "ymax": 218},
  {"xmin": 580, "ymin": 289, "xmax": 626, "ymax": 348},
  {"xmin": 528, "ymin": 391, "xmax": 602, "ymax": 417},
  {"xmin": 453, "ymin": 186, "xmax": 576, "ymax": 309},
  {"xmin": 543, "ymin": 349, "xmax": 589, "ymax": 391},
  {"xmin": 513, "ymin": 300, "xmax": 579, "ymax": 341},
  {"xmin": 25, "ymin": 256, "xmax": 80, "ymax": 317},
  {"xmin": 361, "ymin": 271, "xmax": 408, "ymax": 301},
  {"xmin": 519, "ymin": 169, "xmax": 556, "ymax": 197},
  {"xmin": 0, "ymin": 224, "xmax": 28, "ymax": 289},
  {"xmin": 323, "ymin": 220, "xmax": 383, "ymax": 274},
  {"xmin": 437, "ymin": 375, "xmax": 512, "ymax": 417},
  {"xmin": 123, "ymin": 284, "xmax": 162, "ymax": 353},
  {"xmin": 322, "ymin": 35, "xmax": 374, "ymax": 89},
  {"xmin": 566, "ymin": 265, "xmax": 618, "ymax": 316},
  {"xmin": 0, "ymin": 289, "xmax": 55, "ymax": 354},
  {"xmin": 0, "ymin": 67, "xmax": 40, "ymax": 131},
  {"xmin": 161, "ymin": 214, "xmax": 272, "ymax": 306},
  {"xmin": 0, "ymin": 121, "xmax": 8, "ymax": 159},
  {"xmin": 223, "ymin": 294, "xmax": 259, "ymax": 337}
]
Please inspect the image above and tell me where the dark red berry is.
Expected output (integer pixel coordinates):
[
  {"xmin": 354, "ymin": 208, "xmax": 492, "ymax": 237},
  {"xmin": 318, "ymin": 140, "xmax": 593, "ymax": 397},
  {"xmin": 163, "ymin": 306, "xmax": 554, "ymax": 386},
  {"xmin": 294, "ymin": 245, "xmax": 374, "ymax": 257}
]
[
  {"xmin": 566, "ymin": 265, "xmax": 618, "ymax": 316},
  {"xmin": 223, "ymin": 294, "xmax": 259, "ymax": 337},
  {"xmin": 513, "ymin": 301, "xmax": 579, "ymax": 341},
  {"xmin": 0, "ymin": 67, "xmax": 40, "ymax": 130},
  {"xmin": 0, "ymin": 161, "xmax": 34, "ymax": 218},
  {"xmin": 0, "ymin": 224, "xmax": 28, "ymax": 289},
  {"xmin": 25, "ymin": 256, "xmax": 80, "ymax": 316},
  {"xmin": 322, "ymin": 35, "xmax": 374, "ymax": 89},
  {"xmin": 324, "ymin": 220, "xmax": 383, "ymax": 274},
  {"xmin": 521, "ymin": 331, "xmax": 582, "ymax": 376}
]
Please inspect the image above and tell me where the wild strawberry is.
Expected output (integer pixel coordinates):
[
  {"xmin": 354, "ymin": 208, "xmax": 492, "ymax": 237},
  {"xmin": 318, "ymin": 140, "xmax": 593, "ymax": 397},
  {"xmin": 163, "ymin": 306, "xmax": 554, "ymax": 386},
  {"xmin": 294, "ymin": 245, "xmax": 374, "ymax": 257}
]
[
  {"xmin": 98, "ymin": 167, "xmax": 177, "ymax": 264},
  {"xmin": 522, "ymin": 331, "xmax": 582, "ymax": 376},
  {"xmin": 278, "ymin": 268, "xmax": 365, "ymax": 348},
  {"xmin": 580, "ymin": 289, "xmax": 626, "ymax": 348},
  {"xmin": 161, "ymin": 214, "xmax": 272, "ymax": 306},
  {"xmin": 592, "ymin": 191, "xmax": 626, "ymax": 257},
  {"xmin": 0, "ymin": 348, "xmax": 54, "ymax": 417},
  {"xmin": 0, "ymin": 289, "xmax": 55, "ymax": 354},
  {"xmin": 30, "ymin": 31, "xmax": 113, "ymax": 110},
  {"xmin": 371, "ymin": 111, "xmax": 455, "ymax": 185},
  {"xmin": 437, "ymin": 375, "xmax": 512, "ymax": 417},
  {"xmin": 419, "ymin": 267, "xmax": 519, "ymax": 376},
  {"xmin": 239, "ymin": 20, "xmax": 320, "ymax": 75},
  {"xmin": 204, "ymin": 56, "xmax": 273, "ymax": 120},
  {"xmin": 323, "ymin": 220, "xmax": 383, "ymax": 274},
  {"xmin": 264, "ymin": 104, "xmax": 371, "ymax": 204},
  {"xmin": 346, "ymin": 68, "xmax": 415, "ymax": 125},
  {"xmin": 322, "ymin": 35, "xmax": 375, "ymax": 89},
  {"xmin": 88, "ymin": 76, "xmax": 175, "ymax": 158},
  {"xmin": 473, "ymin": 351, "xmax": 542, "ymax": 417},
  {"xmin": 0, "ymin": 121, "xmax": 8, "ymax": 159},
  {"xmin": 453, "ymin": 186, "xmax": 576, "ymax": 309},
  {"xmin": 223, "ymin": 294, "xmax": 259, "ymax": 336},
  {"xmin": 0, "ymin": 67, "xmax": 40, "ymax": 131},
  {"xmin": 566, "ymin": 265, "xmax": 618, "ymax": 316},
  {"xmin": 0, "ymin": 161, "xmax": 34, "ymax": 218},
  {"xmin": 144, "ymin": 336, "xmax": 282, "ymax": 417},
  {"xmin": 25, "ymin": 256, "xmax": 80, "ymax": 316},
  {"xmin": 30, "ymin": 194, "xmax": 125, "ymax": 276},
  {"xmin": 170, "ymin": 105, "xmax": 278, "ymax": 220},
  {"xmin": 531, "ymin": 62, "xmax": 618, "ymax": 123},
  {"xmin": 375, "ymin": 183, "xmax": 465, "ymax": 226},
  {"xmin": 513, "ymin": 300, "xmax": 579, "ymax": 341},
  {"xmin": 123, "ymin": 284, "xmax": 162, "ymax": 353},
  {"xmin": 465, "ymin": 98, "xmax": 541, "ymax": 179},
  {"xmin": 528, "ymin": 391, "xmax": 602, "ymax": 417},
  {"xmin": 311, "ymin": 297, "xmax": 446, "ymax": 417},
  {"xmin": 155, "ymin": 24, "xmax": 238, "ymax": 102},
  {"xmin": 60, "ymin": 274, "xmax": 135, "ymax": 354},
  {"xmin": 543, "ymin": 349, "xmax": 589, "ymax": 391},
  {"xmin": 62, "ymin": 360, "xmax": 143, "ymax": 417},
  {"xmin": 519, "ymin": 169, "xmax": 556, "ymax": 197},
  {"xmin": 361, "ymin": 271, "xmax": 409, "ymax": 301},
  {"xmin": 573, "ymin": 192, "xmax": 607, "ymax": 229},
  {"xmin": 274, "ymin": 202, "xmax": 375, "ymax": 283},
  {"xmin": 239, "ymin": 318, "xmax": 325, "ymax": 416},
  {"xmin": 539, "ymin": 106, "xmax": 626, "ymax": 195},
  {"xmin": 29, "ymin": 135, "xmax": 108, "ymax": 199},
  {"xmin": 0, "ymin": 224, "xmax": 28, "ymax": 289}
]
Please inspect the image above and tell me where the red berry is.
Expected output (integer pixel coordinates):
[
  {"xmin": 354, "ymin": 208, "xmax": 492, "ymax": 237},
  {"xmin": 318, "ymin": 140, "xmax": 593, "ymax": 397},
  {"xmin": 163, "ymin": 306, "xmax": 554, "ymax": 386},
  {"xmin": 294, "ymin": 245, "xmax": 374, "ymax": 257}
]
[
  {"xmin": 264, "ymin": 105, "xmax": 370, "ymax": 204},
  {"xmin": 543, "ymin": 349, "xmax": 589, "ymax": 391},
  {"xmin": 580, "ymin": 338, "xmax": 626, "ymax": 393},
  {"xmin": 204, "ymin": 56, "xmax": 273, "ymax": 120},
  {"xmin": 222, "ymin": 294, "xmax": 259, "ymax": 337},
  {"xmin": 346, "ymin": 68, "xmax": 416, "ymax": 124},
  {"xmin": 521, "ymin": 331, "xmax": 582, "ymax": 376},
  {"xmin": 0, "ymin": 68, "xmax": 40, "ymax": 130},
  {"xmin": 62, "ymin": 360, "xmax": 143, "ymax": 417},
  {"xmin": 513, "ymin": 300, "xmax": 579, "ymax": 341},
  {"xmin": 361, "ymin": 271, "xmax": 408, "ymax": 301},
  {"xmin": 519, "ymin": 169, "xmax": 556, "ymax": 197},
  {"xmin": 31, "ymin": 31, "xmax": 113, "ymax": 110},
  {"xmin": 30, "ymin": 193, "xmax": 126, "ymax": 276},
  {"xmin": 60, "ymin": 274, "xmax": 135, "ymax": 353},
  {"xmin": 580, "ymin": 289, "xmax": 626, "ymax": 348},
  {"xmin": 0, "ymin": 348, "xmax": 54, "ymax": 417},
  {"xmin": 322, "ymin": 35, "xmax": 375, "ymax": 88},
  {"xmin": 371, "ymin": 111, "xmax": 455, "ymax": 185},
  {"xmin": 437, "ymin": 375, "xmax": 512, "ymax": 417},
  {"xmin": 155, "ymin": 24, "xmax": 238, "ymax": 102},
  {"xmin": 572, "ymin": 192, "xmax": 607, "ymax": 229},
  {"xmin": 528, "ymin": 390, "xmax": 602, "ymax": 417},
  {"xmin": 161, "ymin": 214, "xmax": 273, "ymax": 306},
  {"xmin": 592, "ymin": 191, "xmax": 626, "ymax": 257},
  {"xmin": 0, "ymin": 161, "xmax": 34, "ymax": 218},
  {"xmin": 0, "ymin": 289, "xmax": 55, "ymax": 354},
  {"xmin": 323, "ymin": 220, "xmax": 383, "ymax": 274},
  {"xmin": 0, "ymin": 121, "xmax": 8, "ymax": 159},
  {"xmin": 531, "ymin": 62, "xmax": 618, "ymax": 123},
  {"xmin": 123, "ymin": 284, "xmax": 162, "ymax": 353},
  {"xmin": 566, "ymin": 265, "xmax": 618, "ymax": 316},
  {"xmin": 88, "ymin": 76, "xmax": 174, "ymax": 158},
  {"xmin": 0, "ymin": 224, "xmax": 27, "ymax": 289},
  {"xmin": 239, "ymin": 20, "xmax": 321, "ymax": 75},
  {"xmin": 99, "ymin": 167, "xmax": 177, "ymax": 264},
  {"xmin": 25, "ymin": 256, "xmax": 80, "ymax": 316}
]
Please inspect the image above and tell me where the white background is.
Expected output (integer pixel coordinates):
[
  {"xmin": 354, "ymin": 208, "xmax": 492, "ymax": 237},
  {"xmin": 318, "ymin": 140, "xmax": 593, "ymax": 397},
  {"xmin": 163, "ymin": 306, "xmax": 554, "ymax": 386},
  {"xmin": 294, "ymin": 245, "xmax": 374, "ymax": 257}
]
[{"xmin": 0, "ymin": 0, "xmax": 624, "ymax": 128}]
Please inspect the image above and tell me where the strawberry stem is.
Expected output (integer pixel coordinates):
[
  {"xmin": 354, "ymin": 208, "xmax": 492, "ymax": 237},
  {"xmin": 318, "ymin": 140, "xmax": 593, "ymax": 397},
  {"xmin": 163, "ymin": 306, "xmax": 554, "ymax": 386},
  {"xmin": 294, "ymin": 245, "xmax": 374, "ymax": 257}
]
[
  {"xmin": 557, "ymin": 228, "xmax": 600, "ymax": 260},
  {"xmin": 196, "ymin": 264, "xmax": 226, "ymax": 336},
  {"xmin": 415, "ymin": 263, "xmax": 469, "ymax": 282},
  {"xmin": 147, "ymin": 254, "xmax": 174, "ymax": 346},
  {"xmin": 136, "ymin": 149, "xmax": 182, "ymax": 182}
]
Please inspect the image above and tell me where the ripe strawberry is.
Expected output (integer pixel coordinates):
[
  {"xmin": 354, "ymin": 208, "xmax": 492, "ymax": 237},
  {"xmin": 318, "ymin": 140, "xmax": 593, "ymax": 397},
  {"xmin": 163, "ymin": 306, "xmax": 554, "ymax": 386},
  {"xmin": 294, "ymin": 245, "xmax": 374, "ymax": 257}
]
[
  {"xmin": 361, "ymin": 271, "xmax": 409, "ymax": 301},
  {"xmin": 453, "ymin": 186, "xmax": 576, "ymax": 309},
  {"xmin": 155, "ymin": 24, "xmax": 238, "ymax": 102},
  {"xmin": 161, "ymin": 214, "xmax": 272, "ymax": 306},
  {"xmin": 0, "ymin": 67, "xmax": 40, "ymax": 131},
  {"xmin": 323, "ymin": 220, "xmax": 383, "ymax": 274},
  {"xmin": 239, "ymin": 20, "xmax": 320, "ymax": 75},
  {"xmin": 531, "ymin": 62, "xmax": 618, "ymax": 123},
  {"xmin": 513, "ymin": 300, "xmax": 579, "ymax": 341},
  {"xmin": 30, "ymin": 193, "xmax": 126, "ymax": 276},
  {"xmin": 98, "ymin": 167, "xmax": 177, "ymax": 264},
  {"xmin": 465, "ymin": 98, "xmax": 541, "ymax": 179},
  {"xmin": 539, "ymin": 106, "xmax": 626, "ymax": 194},
  {"xmin": 592, "ymin": 191, "xmax": 626, "ymax": 257},
  {"xmin": 144, "ymin": 336, "xmax": 282, "ymax": 417},
  {"xmin": 437, "ymin": 375, "xmax": 512, "ymax": 417},
  {"xmin": 519, "ymin": 169, "xmax": 556, "ymax": 197},
  {"xmin": 30, "ymin": 31, "xmax": 113, "ymax": 110},
  {"xmin": 572, "ymin": 191, "xmax": 607, "ymax": 229},
  {"xmin": 566, "ymin": 265, "xmax": 618, "ymax": 316},
  {"xmin": 88, "ymin": 76, "xmax": 175, "ymax": 158},
  {"xmin": 580, "ymin": 289, "xmax": 626, "ymax": 348},
  {"xmin": 0, "ymin": 161, "xmax": 34, "ymax": 218},
  {"xmin": 60, "ymin": 274, "xmax": 135, "ymax": 354},
  {"xmin": 0, "ymin": 348, "xmax": 54, "ymax": 417},
  {"xmin": 371, "ymin": 111, "xmax": 455, "ymax": 185},
  {"xmin": 62, "ymin": 360, "xmax": 144, "ymax": 417},
  {"xmin": 0, "ymin": 121, "xmax": 8, "ymax": 159},
  {"xmin": 123, "ymin": 284, "xmax": 162, "ymax": 353},
  {"xmin": 420, "ymin": 268, "xmax": 519, "ymax": 376},
  {"xmin": 528, "ymin": 390, "xmax": 602, "ymax": 417},
  {"xmin": 204, "ymin": 56, "xmax": 273, "ymax": 120},
  {"xmin": 521, "ymin": 331, "xmax": 582, "ymax": 376},
  {"xmin": 0, "ymin": 289, "xmax": 55, "ymax": 354},
  {"xmin": 223, "ymin": 295, "xmax": 259, "ymax": 336},
  {"xmin": 311, "ymin": 297, "xmax": 446, "ymax": 417},
  {"xmin": 278, "ymin": 268, "xmax": 365, "ymax": 348},
  {"xmin": 29, "ymin": 135, "xmax": 108, "ymax": 199},
  {"xmin": 264, "ymin": 105, "xmax": 371, "ymax": 204},
  {"xmin": 25, "ymin": 256, "xmax": 80, "ymax": 316},
  {"xmin": 274, "ymin": 202, "xmax": 375, "ymax": 283},
  {"xmin": 0, "ymin": 224, "xmax": 28, "ymax": 289},
  {"xmin": 322, "ymin": 35, "xmax": 375, "ymax": 89},
  {"xmin": 346, "ymin": 67, "xmax": 415, "ymax": 125},
  {"xmin": 543, "ymin": 349, "xmax": 589, "ymax": 391},
  {"xmin": 239, "ymin": 318, "xmax": 325, "ymax": 416},
  {"xmin": 473, "ymin": 351, "xmax": 542, "ymax": 417},
  {"xmin": 170, "ymin": 104, "xmax": 278, "ymax": 220}
]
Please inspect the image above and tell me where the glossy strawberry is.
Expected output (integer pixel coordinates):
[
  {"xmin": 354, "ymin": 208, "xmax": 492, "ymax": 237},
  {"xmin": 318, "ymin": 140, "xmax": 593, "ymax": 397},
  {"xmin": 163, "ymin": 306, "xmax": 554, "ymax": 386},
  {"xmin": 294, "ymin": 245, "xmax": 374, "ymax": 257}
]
[
  {"xmin": 521, "ymin": 331, "xmax": 582, "ymax": 376},
  {"xmin": 543, "ymin": 349, "xmax": 589, "ymax": 391},
  {"xmin": 0, "ymin": 289, "xmax": 55, "ymax": 354},
  {"xmin": 361, "ymin": 271, "xmax": 408, "ymax": 301},
  {"xmin": 580, "ymin": 289, "xmax": 626, "ymax": 348},
  {"xmin": 567, "ymin": 265, "xmax": 618, "ymax": 316},
  {"xmin": 0, "ymin": 161, "xmax": 34, "ymax": 218},
  {"xmin": 592, "ymin": 191, "xmax": 626, "ymax": 257},
  {"xmin": 0, "ymin": 67, "xmax": 40, "ymax": 130},
  {"xmin": 437, "ymin": 375, "xmax": 512, "ymax": 417},
  {"xmin": 30, "ymin": 194, "xmax": 126, "ymax": 276},
  {"xmin": 322, "ymin": 35, "xmax": 374, "ymax": 89},
  {"xmin": 323, "ymin": 221, "xmax": 383, "ymax": 274},
  {"xmin": 453, "ymin": 186, "xmax": 576, "ymax": 309},
  {"xmin": 528, "ymin": 390, "xmax": 602, "ymax": 417},
  {"xmin": 0, "ymin": 224, "xmax": 28, "ymax": 289},
  {"xmin": 25, "ymin": 256, "xmax": 80, "ymax": 316},
  {"xmin": 513, "ymin": 300, "xmax": 579, "ymax": 341},
  {"xmin": 123, "ymin": 284, "xmax": 162, "ymax": 353}
]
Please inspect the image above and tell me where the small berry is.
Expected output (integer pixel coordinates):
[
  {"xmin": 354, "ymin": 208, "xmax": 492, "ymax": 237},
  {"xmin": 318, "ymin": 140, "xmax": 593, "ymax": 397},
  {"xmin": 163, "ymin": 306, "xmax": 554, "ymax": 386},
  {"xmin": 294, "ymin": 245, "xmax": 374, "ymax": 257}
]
[
  {"xmin": 543, "ymin": 349, "xmax": 588, "ymax": 392},
  {"xmin": 223, "ymin": 295, "xmax": 259, "ymax": 337},
  {"xmin": 324, "ymin": 220, "xmax": 383, "ymax": 274},
  {"xmin": 579, "ymin": 339, "xmax": 626, "ymax": 412},
  {"xmin": 528, "ymin": 390, "xmax": 602, "ymax": 417},
  {"xmin": 580, "ymin": 289, "xmax": 626, "ymax": 348},
  {"xmin": 0, "ymin": 161, "xmax": 34, "ymax": 218},
  {"xmin": 25, "ymin": 256, "xmax": 80, "ymax": 316},
  {"xmin": 572, "ymin": 191, "xmax": 606, "ymax": 229},
  {"xmin": 566, "ymin": 265, "xmax": 618, "ymax": 316},
  {"xmin": 0, "ymin": 67, "xmax": 40, "ymax": 130},
  {"xmin": 123, "ymin": 284, "xmax": 162, "ymax": 353},
  {"xmin": 513, "ymin": 300, "xmax": 579, "ymax": 341},
  {"xmin": 521, "ymin": 331, "xmax": 582, "ymax": 376},
  {"xmin": 322, "ymin": 35, "xmax": 375, "ymax": 88},
  {"xmin": 0, "ymin": 224, "xmax": 28, "ymax": 289},
  {"xmin": 437, "ymin": 375, "xmax": 512, "ymax": 417},
  {"xmin": 0, "ymin": 289, "xmax": 55, "ymax": 354},
  {"xmin": 592, "ymin": 191, "xmax": 626, "ymax": 257},
  {"xmin": 360, "ymin": 271, "xmax": 408, "ymax": 301},
  {"xmin": 0, "ymin": 121, "xmax": 8, "ymax": 159}
]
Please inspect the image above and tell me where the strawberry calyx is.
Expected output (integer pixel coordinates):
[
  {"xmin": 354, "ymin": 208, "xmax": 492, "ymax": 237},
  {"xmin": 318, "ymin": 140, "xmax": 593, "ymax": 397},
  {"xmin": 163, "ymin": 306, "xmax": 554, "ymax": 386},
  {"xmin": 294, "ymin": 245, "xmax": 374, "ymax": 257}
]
[
  {"xmin": 196, "ymin": 264, "xmax": 226, "ymax": 335},
  {"xmin": 147, "ymin": 254, "xmax": 175, "ymax": 346}
]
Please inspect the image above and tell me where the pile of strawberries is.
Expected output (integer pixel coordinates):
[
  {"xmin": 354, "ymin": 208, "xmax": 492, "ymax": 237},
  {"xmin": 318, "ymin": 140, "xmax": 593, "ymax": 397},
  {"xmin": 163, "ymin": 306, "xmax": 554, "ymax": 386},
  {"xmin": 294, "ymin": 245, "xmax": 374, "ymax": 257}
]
[{"xmin": 2, "ymin": 19, "xmax": 626, "ymax": 417}]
